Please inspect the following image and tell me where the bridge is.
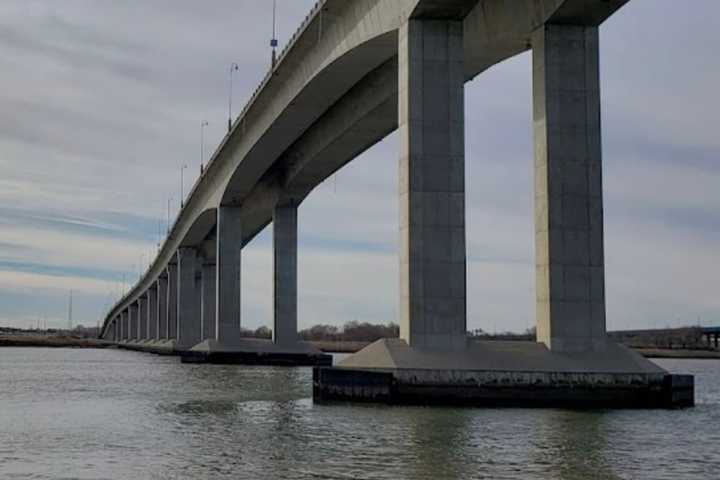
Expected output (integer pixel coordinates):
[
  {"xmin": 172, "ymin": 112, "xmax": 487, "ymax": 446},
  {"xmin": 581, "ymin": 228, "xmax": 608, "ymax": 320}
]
[{"xmin": 99, "ymin": 0, "xmax": 693, "ymax": 407}]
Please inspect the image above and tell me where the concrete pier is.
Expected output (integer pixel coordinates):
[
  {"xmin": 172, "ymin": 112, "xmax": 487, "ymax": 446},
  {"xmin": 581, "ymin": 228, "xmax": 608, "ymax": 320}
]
[
  {"xmin": 398, "ymin": 18, "xmax": 466, "ymax": 350},
  {"xmin": 157, "ymin": 276, "xmax": 168, "ymax": 340},
  {"xmin": 167, "ymin": 263, "xmax": 178, "ymax": 340},
  {"xmin": 177, "ymin": 247, "xmax": 202, "ymax": 350},
  {"xmin": 273, "ymin": 202, "xmax": 298, "ymax": 346},
  {"xmin": 138, "ymin": 296, "xmax": 147, "ymax": 342},
  {"xmin": 215, "ymin": 206, "xmax": 242, "ymax": 345},
  {"xmin": 129, "ymin": 303, "xmax": 139, "ymax": 341},
  {"xmin": 201, "ymin": 262, "xmax": 216, "ymax": 341},
  {"xmin": 148, "ymin": 286, "xmax": 157, "ymax": 339},
  {"xmin": 533, "ymin": 23, "xmax": 605, "ymax": 353}
]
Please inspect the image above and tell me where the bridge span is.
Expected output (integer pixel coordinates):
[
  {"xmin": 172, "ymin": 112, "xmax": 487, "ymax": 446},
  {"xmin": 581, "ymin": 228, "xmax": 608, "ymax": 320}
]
[{"xmin": 100, "ymin": 0, "xmax": 693, "ymax": 408}]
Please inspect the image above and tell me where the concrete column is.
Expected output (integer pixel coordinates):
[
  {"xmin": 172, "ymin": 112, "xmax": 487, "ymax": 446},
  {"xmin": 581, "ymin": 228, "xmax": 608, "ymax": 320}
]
[
  {"xmin": 273, "ymin": 202, "xmax": 298, "ymax": 346},
  {"xmin": 129, "ymin": 303, "xmax": 139, "ymax": 340},
  {"xmin": 216, "ymin": 206, "xmax": 243, "ymax": 344},
  {"xmin": 398, "ymin": 19, "xmax": 466, "ymax": 350},
  {"xmin": 201, "ymin": 262, "xmax": 216, "ymax": 340},
  {"xmin": 715, "ymin": 333, "xmax": 719, "ymax": 349},
  {"xmin": 138, "ymin": 296, "xmax": 147, "ymax": 341},
  {"xmin": 120, "ymin": 310, "xmax": 127, "ymax": 340},
  {"xmin": 533, "ymin": 24, "xmax": 605, "ymax": 353},
  {"xmin": 157, "ymin": 276, "xmax": 168, "ymax": 340},
  {"xmin": 167, "ymin": 263, "xmax": 178, "ymax": 339},
  {"xmin": 148, "ymin": 287, "xmax": 157, "ymax": 339},
  {"xmin": 177, "ymin": 247, "xmax": 202, "ymax": 349}
]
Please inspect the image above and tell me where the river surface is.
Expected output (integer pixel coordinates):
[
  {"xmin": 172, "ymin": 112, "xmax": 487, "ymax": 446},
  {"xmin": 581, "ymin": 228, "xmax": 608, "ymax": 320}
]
[{"xmin": 0, "ymin": 348, "xmax": 718, "ymax": 480}]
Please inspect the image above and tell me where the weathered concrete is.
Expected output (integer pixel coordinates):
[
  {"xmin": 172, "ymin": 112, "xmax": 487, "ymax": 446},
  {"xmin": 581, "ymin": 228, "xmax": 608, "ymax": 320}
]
[
  {"xmin": 313, "ymin": 338, "xmax": 694, "ymax": 408},
  {"xmin": 215, "ymin": 206, "xmax": 242, "ymax": 345},
  {"xmin": 533, "ymin": 23, "xmax": 605, "ymax": 353},
  {"xmin": 183, "ymin": 338, "xmax": 331, "ymax": 366},
  {"xmin": 201, "ymin": 262, "xmax": 216, "ymax": 341},
  {"xmin": 157, "ymin": 275, "xmax": 168, "ymax": 340},
  {"xmin": 167, "ymin": 263, "xmax": 178, "ymax": 340},
  {"xmin": 399, "ymin": 18, "xmax": 466, "ymax": 350},
  {"xmin": 177, "ymin": 248, "xmax": 202, "ymax": 350},
  {"xmin": 148, "ymin": 286, "xmax": 158, "ymax": 339},
  {"xmin": 273, "ymin": 202, "xmax": 298, "ymax": 346}
]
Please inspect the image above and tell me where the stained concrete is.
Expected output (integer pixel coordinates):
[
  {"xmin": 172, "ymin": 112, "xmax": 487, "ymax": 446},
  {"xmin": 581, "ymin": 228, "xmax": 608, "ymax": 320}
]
[
  {"xmin": 129, "ymin": 303, "xmax": 139, "ymax": 341},
  {"xmin": 273, "ymin": 202, "xmax": 298, "ymax": 346},
  {"xmin": 398, "ymin": 18, "xmax": 466, "ymax": 350},
  {"xmin": 184, "ymin": 338, "xmax": 331, "ymax": 366}
]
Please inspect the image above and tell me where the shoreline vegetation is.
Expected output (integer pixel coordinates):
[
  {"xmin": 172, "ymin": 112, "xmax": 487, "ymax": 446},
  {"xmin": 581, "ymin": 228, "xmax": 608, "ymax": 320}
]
[{"xmin": 2, "ymin": 322, "xmax": 718, "ymax": 359}]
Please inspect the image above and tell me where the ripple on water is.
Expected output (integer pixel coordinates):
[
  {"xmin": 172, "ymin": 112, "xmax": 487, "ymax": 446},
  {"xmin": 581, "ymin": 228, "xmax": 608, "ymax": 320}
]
[{"xmin": 0, "ymin": 349, "xmax": 718, "ymax": 479}]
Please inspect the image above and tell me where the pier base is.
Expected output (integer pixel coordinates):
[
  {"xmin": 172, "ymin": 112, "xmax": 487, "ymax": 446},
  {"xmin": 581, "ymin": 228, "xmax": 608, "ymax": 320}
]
[
  {"xmin": 180, "ymin": 339, "xmax": 332, "ymax": 366},
  {"xmin": 313, "ymin": 339, "xmax": 694, "ymax": 408}
]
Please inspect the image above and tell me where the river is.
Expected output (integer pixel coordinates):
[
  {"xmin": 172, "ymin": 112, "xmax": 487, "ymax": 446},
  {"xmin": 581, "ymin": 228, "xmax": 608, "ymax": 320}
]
[{"xmin": 1, "ymin": 348, "xmax": 718, "ymax": 479}]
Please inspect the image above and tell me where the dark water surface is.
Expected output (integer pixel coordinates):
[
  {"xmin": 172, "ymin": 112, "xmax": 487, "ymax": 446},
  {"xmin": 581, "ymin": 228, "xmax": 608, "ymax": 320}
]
[{"xmin": 1, "ymin": 348, "xmax": 718, "ymax": 479}]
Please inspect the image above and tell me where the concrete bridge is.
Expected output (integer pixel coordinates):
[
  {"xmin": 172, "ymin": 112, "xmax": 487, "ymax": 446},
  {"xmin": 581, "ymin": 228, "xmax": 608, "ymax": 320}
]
[{"xmin": 99, "ymin": 0, "xmax": 693, "ymax": 407}]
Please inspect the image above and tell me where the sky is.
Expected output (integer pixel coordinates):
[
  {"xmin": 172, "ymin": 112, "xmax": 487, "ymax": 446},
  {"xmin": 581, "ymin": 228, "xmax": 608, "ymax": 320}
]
[{"xmin": 0, "ymin": 0, "xmax": 718, "ymax": 332}]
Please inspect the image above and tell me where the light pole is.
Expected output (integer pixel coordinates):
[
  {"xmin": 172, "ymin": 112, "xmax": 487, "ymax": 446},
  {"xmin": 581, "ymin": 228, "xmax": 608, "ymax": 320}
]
[
  {"xmin": 180, "ymin": 164, "xmax": 188, "ymax": 207},
  {"xmin": 228, "ymin": 63, "xmax": 239, "ymax": 132},
  {"xmin": 201, "ymin": 120, "xmax": 209, "ymax": 171}
]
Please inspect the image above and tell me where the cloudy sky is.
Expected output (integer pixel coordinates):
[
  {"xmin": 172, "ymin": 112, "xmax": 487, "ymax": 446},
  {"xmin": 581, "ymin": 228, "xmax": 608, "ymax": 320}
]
[{"xmin": 0, "ymin": 0, "xmax": 718, "ymax": 332}]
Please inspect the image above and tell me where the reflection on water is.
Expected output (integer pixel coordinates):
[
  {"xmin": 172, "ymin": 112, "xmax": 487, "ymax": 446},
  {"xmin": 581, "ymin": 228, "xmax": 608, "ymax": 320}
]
[{"xmin": 0, "ymin": 348, "xmax": 718, "ymax": 480}]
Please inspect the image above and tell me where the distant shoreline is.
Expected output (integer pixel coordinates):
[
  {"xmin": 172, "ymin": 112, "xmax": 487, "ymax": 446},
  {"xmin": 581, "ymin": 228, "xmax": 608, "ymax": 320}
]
[
  {"xmin": 2, "ymin": 336, "xmax": 719, "ymax": 359},
  {"xmin": 0, "ymin": 335, "xmax": 111, "ymax": 349}
]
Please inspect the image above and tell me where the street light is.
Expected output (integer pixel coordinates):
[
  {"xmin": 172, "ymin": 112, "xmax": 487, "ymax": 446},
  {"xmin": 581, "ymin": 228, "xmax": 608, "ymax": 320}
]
[
  {"xmin": 228, "ymin": 63, "xmax": 239, "ymax": 132},
  {"xmin": 180, "ymin": 164, "xmax": 188, "ymax": 207},
  {"xmin": 201, "ymin": 120, "xmax": 209, "ymax": 171}
]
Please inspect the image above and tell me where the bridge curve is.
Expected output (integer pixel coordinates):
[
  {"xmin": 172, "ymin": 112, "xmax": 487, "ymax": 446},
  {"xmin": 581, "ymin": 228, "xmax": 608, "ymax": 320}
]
[{"xmin": 101, "ymin": 0, "xmax": 628, "ymax": 358}]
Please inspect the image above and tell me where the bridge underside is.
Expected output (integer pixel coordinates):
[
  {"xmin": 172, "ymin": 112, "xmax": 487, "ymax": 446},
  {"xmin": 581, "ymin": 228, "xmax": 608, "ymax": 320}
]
[{"xmin": 101, "ymin": 0, "xmax": 693, "ymax": 407}]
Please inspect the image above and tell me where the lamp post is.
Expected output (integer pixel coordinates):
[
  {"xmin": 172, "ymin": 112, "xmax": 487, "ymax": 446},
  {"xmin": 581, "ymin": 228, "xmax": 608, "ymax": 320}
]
[
  {"xmin": 201, "ymin": 120, "xmax": 209, "ymax": 171},
  {"xmin": 180, "ymin": 164, "xmax": 188, "ymax": 207},
  {"xmin": 228, "ymin": 63, "xmax": 239, "ymax": 132}
]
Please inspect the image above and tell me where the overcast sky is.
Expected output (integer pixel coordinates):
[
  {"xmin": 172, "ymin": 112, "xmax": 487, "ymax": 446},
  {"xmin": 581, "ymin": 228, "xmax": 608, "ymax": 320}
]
[{"xmin": 0, "ymin": 0, "xmax": 718, "ymax": 332}]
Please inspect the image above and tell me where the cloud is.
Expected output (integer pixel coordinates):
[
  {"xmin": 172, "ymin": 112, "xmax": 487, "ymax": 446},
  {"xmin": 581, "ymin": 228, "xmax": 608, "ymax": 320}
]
[{"xmin": 0, "ymin": 0, "xmax": 717, "ymax": 333}]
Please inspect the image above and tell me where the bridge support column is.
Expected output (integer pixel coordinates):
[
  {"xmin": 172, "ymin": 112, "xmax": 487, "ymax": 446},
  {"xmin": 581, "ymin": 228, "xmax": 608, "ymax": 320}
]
[
  {"xmin": 273, "ymin": 202, "xmax": 298, "ymax": 346},
  {"xmin": 398, "ymin": 18, "xmax": 466, "ymax": 350},
  {"xmin": 177, "ymin": 248, "xmax": 202, "ymax": 350},
  {"xmin": 216, "ymin": 206, "xmax": 243, "ymax": 345},
  {"xmin": 167, "ymin": 263, "xmax": 178, "ymax": 340},
  {"xmin": 121, "ymin": 310, "xmax": 127, "ymax": 341},
  {"xmin": 201, "ymin": 262, "xmax": 216, "ymax": 341},
  {"xmin": 715, "ymin": 333, "xmax": 719, "ymax": 349},
  {"xmin": 138, "ymin": 295, "xmax": 147, "ymax": 341},
  {"xmin": 532, "ymin": 23, "xmax": 606, "ymax": 353},
  {"xmin": 157, "ymin": 276, "xmax": 168, "ymax": 340},
  {"xmin": 148, "ymin": 286, "xmax": 157, "ymax": 340},
  {"xmin": 129, "ymin": 303, "xmax": 139, "ymax": 341}
]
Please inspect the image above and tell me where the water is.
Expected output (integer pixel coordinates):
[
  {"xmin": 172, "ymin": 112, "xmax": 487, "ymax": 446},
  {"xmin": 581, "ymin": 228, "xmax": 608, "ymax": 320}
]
[{"xmin": 1, "ymin": 348, "xmax": 718, "ymax": 480}]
